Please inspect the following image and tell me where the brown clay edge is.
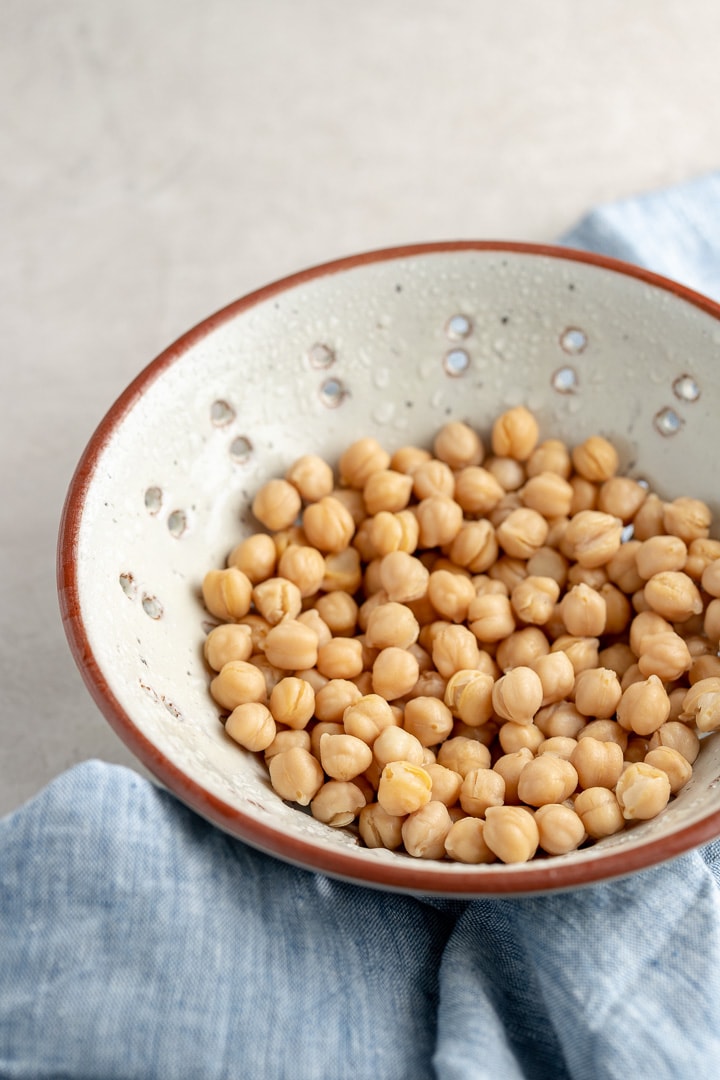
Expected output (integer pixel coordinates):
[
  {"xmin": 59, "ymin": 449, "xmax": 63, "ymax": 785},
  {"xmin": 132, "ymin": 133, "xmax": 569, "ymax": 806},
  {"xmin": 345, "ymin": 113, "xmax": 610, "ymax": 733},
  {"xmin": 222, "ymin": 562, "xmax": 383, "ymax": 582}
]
[{"xmin": 57, "ymin": 240, "xmax": 720, "ymax": 896}]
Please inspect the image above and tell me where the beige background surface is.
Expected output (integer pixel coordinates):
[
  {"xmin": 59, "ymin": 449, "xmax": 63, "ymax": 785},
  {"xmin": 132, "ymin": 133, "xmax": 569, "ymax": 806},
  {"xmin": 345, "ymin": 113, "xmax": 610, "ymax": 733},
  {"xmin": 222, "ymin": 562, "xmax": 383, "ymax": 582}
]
[{"xmin": 2, "ymin": 0, "xmax": 719, "ymax": 816}]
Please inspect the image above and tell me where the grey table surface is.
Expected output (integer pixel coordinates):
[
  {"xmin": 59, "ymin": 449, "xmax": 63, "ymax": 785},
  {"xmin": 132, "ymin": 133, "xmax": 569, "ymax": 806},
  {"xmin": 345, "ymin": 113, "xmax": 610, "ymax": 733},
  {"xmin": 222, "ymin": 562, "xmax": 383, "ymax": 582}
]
[{"xmin": 2, "ymin": 0, "xmax": 719, "ymax": 817}]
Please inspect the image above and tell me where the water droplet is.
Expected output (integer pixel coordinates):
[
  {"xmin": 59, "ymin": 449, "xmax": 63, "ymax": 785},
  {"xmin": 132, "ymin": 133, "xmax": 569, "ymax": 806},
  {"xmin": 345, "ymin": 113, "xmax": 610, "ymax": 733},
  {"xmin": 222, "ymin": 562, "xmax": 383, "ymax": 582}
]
[
  {"xmin": 319, "ymin": 377, "xmax": 348, "ymax": 408},
  {"xmin": 308, "ymin": 343, "xmax": 335, "ymax": 369},
  {"xmin": 560, "ymin": 327, "xmax": 588, "ymax": 354},
  {"xmin": 551, "ymin": 366, "xmax": 579, "ymax": 394},
  {"xmin": 445, "ymin": 314, "xmax": 472, "ymax": 340},
  {"xmin": 144, "ymin": 486, "xmax": 163, "ymax": 514},
  {"xmin": 167, "ymin": 510, "xmax": 188, "ymax": 538},
  {"xmin": 142, "ymin": 594, "xmax": 164, "ymax": 620},
  {"xmin": 210, "ymin": 399, "xmax": 235, "ymax": 426},
  {"xmin": 654, "ymin": 407, "xmax": 684, "ymax": 436},
  {"xmin": 443, "ymin": 348, "xmax": 470, "ymax": 377},
  {"xmin": 672, "ymin": 374, "xmax": 700, "ymax": 402},
  {"xmin": 372, "ymin": 401, "xmax": 395, "ymax": 424},
  {"xmin": 621, "ymin": 524, "xmax": 635, "ymax": 543},
  {"xmin": 119, "ymin": 572, "xmax": 136, "ymax": 599},
  {"xmin": 229, "ymin": 436, "xmax": 253, "ymax": 463}
]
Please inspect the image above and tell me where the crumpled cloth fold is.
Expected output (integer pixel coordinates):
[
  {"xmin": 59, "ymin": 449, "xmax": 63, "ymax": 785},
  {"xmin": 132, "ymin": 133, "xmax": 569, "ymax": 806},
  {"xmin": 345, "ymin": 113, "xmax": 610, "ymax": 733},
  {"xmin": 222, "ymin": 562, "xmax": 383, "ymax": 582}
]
[{"xmin": 4, "ymin": 174, "xmax": 720, "ymax": 1079}]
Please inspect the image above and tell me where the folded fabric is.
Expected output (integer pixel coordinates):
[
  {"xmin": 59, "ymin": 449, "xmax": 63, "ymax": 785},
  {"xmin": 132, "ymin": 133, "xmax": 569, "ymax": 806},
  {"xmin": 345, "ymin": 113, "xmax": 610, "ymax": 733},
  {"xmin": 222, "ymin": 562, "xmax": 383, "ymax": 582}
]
[{"xmin": 4, "ymin": 174, "xmax": 720, "ymax": 1079}]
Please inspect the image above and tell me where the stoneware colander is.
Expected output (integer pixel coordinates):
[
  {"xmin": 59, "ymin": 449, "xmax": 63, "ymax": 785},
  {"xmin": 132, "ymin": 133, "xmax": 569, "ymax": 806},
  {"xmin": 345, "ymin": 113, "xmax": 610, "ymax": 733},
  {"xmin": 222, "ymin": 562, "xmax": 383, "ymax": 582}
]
[{"xmin": 58, "ymin": 242, "xmax": 720, "ymax": 896}]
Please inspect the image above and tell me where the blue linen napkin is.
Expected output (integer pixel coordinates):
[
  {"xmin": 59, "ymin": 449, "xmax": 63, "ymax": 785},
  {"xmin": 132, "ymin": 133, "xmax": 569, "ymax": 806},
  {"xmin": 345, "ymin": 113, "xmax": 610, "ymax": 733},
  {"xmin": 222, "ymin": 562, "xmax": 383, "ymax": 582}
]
[{"xmin": 3, "ymin": 175, "xmax": 720, "ymax": 1079}]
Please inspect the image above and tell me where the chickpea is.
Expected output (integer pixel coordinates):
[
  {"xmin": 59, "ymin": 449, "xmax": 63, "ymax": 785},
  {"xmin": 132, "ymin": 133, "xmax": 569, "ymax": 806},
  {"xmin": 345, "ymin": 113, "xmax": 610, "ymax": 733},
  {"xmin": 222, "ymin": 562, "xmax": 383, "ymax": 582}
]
[
  {"xmin": 227, "ymin": 533, "xmax": 277, "ymax": 584},
  {"xmin": 636, "ymin": 631, "xmax": 692, "ymax": 682},
  {"xmin": 433, "ymin": 420, "xmax": 484, "ymax": 469},
  {"xmin": 403, "ymin": 696, "xmax": 454, "ymax": 747},
  {"xmin": 497, "ymin": 721, "xmax": 545, "ymax": 755},
  {"xmin": 570, "ymin": 737, "xmax": 623, "ymax": 790},
  {"xmin": 210, "ymin": 660, "xmax": 267, "ymax": 710},
  {"xmin": 377, "ymin": 760, "xmax": 432, "ymax": 816},
  {"xmin": 468, "ymin": 593, "xmax": 516, "ymax": 643},
  {"xmin": 368, "ymin": 510, "xmax": 420, "ymax": 556},
  {"xmin": 312, "ymin": 592, "xmax": 357, "ymax": 638},
  {"xmin": 263, "ymin": 729, "xmax": 312, "ymax": 763},
  {"xmin": 491, "ymin": 406, "xmax": 540, "ymax": 462},
  {"xmin": 453, "ymin": 467, "xmax": 505, "ymax": 515},
  {"xmin": 390, "ymin": 445, "xmax": 432, "ymax": 476},
  {"xmin": 597, "ymin": 476, "xmax": 647, "ymax": 523},
  {"xmin": 598, "ymin": 642, "xmax": 636, "ymax": 679},
  {"xmin": 599, "ymin": 583, "xmax": 632, "ymax": 636},
  {"xmin": 427, "ymin": 569, "xmax": 475, "ymax": 623},
  {"xmin": 687, "ymin": 540, "xmax": 720, "ymax": 582},
  {"xmin": 373, "ymin": 727, "xmax": 425, "ymax": 770},
  {"xmin": 448, "ymin": 520, "xmax": 498, "ymax": 574},
  {"xmin": 496, "ymin": 626, "xmax": 549, "ymax": 671},
  {"xmin": 311, "ymin": 781, "xmax": 366, "ymax": 827},
  {"xmin": 224, "ymin": 701, "xmax": 276, "ymax": 752},
  {"xmin": 662, "ymin": 497, "xmax": 712, "ymax": 543},
  {"xmin": 415, "ymin": 495, "xmax": 464, "ymax": 548},
  {"xmin": 372, "ymin": 646, "xmax": 420, "ymax": 700},
  {"xmin": 559, "ymin": 583, "xmax": 607, "ymax": 637},
  {"xmin": 496, "ymin": 508, "xmax": 549, "ymax": 559},
  {"xmin": 537, "ymin": 736, "xmax": 578, "ymax": 761},
  {"xmin": 516, "ymin": 755, "xmax": 578, "ymax": 807},
  {"xmin": 204, "ymin": 623, "xmax": 254, "ymax": 671},
  {"xmin": 378, "ymin": 551, "xmax": 429, "ymax": 603},
  {"xmin": 358, "ymin": 802, "xmax": 404, "ymax": 850},
  {"xmin": 704, "ymin": 599, "xmax": 720, "ymax": 645},
  {"xmin": 690, "ymin": 654, "xmax": 720, "ymax": 685},
  {"xmin": 492, "ymin": 666, "xmax": 543, "ymax": 725},
  {"xmin": 521, "ymin": 472, "xmax": 574, "ymax": 519},
  {"xmin": 252, "ymin": 577, "xmax": 302, "ymax": 625},
  {"xmin": 606, "ymin": 540, "xmax": 644, "ymax": 594},
  {"xmin": 424, "ymin": 762, "xmax": 464, "ymax": 807},
  {"xmin": 297, "ymin": 609, "xmax": 333, "ymax": 648},
  {"xmin": 643, "ymin": 571, "xmax": 703, "ymax": 622},
  {"xmin": 615, "ymin": 674, "xmax": 671, "ymax": 736},
  {"xmin": 535, "ymin": 804, "xmax": 586, "ymax": 855},
  {"xmin": 322, "ymin": 548, "xmax": 363, "ymax": 594},
  {"xmin": 573, "ymin": 667, "xmax": 622, "ymax": 719},
  {"xmin": 431, "ymin": 623, "xmax": 482, "ymax": 678},
  {"xmin": 343, "ymin": 694, "xmax": 398, "ymax": 744},
  {"xmin": 615, "ymin": 763, "xmax": 671, "ymax": 821},
  {"xmin": 459, "ymin": 768, "xmax": 506, "ymax": 817},
  {"xmin": 489, "ymin": 492, "xmax": 524, "ymax": 529},
  {"xmin": 401, "ymin": 801, "xmax": 454, "ymax": 859},
  {"xmin": 636, "ymin": 535, "xmax": 687, "ymax": 579},
  {"xmin": 577, "ymin": 719, "xmax": 628, "ymax": 751},
  {"xmin": 510, "ymin": 575, "xmax": 560, "ymax": 626},
  {"xmin": 488, "ymin": 554, "xmax": 528, "ymax": 593},
  {"xmin": 202, "ymin": 567, "xmax": 253, "ymax": 622},
  {"xmin": 268, "ymin": 746, "xmax": 325, "ymax": 806},
  {"xmin": 269, "ymin": 677, "xmax": 316, "ymax": 729},
  {"xmin": 251, "ymin": 479, "xmax": 302, "ymax": 532},
  {"xmin": 444, "ymin": 816, "xmax": 496, "ymax": 863},
  {"xmin": 436, "ymin": 736, "xmax": 491, "ymax": 778},
  {"xmin": 644, "ymin": 746, "xmax": 693, "ymax": 794},
  {"xmin": 550, "ymin": 635, "xmax": 599, "ymax": 675},
  {"xmin": 263, "ymin": 619, "xmax": 319, "ymax": 671},
  {"xmin": 320, "ymin": 732, "xmax": 374, "ymax": 781},
  {"xmin": 526, "ymin": 438, "xmax": 572, "ymax": 479},
  {"xmin": 444, "ymin": 670, "xmax": 495, "ymax": 727},
  {"xmin": 534, "ymin": 701, "xmax": 586, "ymax": 739},
  {"xmin": 285, "ymin": 453, "xmax": 335, "ymax": 502},
  {"xmin": 563, "ymin": 510, "xmax": 623, "ymax": 568},
  {"xmin": 629, "ymin": 610, "xmax": 673, "ymax": 655},
  {"xmin": 680, "ymin": 677, "xmax": 720, "ymax": 732},
  {"xmin": 303, "ymin": 496, "xmax": 355, "ymax": 553},
  {"xmin": 531, "ymin": 650, "xmax": 575, "ymax": 705},
  {"xmin": 647, "ymin": 722, "xmax": 700, "ymax": 764},
  {"xmin": 526, "ymin": 546, "xmax": 569, "ymax": 587},
  {"xmin": 571, "ymin": 435, "xmax": 619, "ymax": 482},
  {"xmin": 337, "ymin": 437, "xmax": 389, "ymax": 489},
  {"xmin": 317, "ymin": 637, "xmax": 364, "ymax": 680},
  {"xmin": 574, "ymin": 787, "xmax": 624, "ymax": 838},
  {"xmin": 483, "ymin": 805, "xmax": 539, "ymax": 863},
  {"xmin": 492, "ymin": 747, "xmax": 533, "ymax": 803},
  {"xmin": 314, "ymin": 679, "xmax": 362, "ymax": 722},
  {"xmin": 362, "ymin": 602, "xmax": 418, "ymax": 651},
  {"xmin": 485, "ymin": 456, "xmax": 526, "ymax": 492},
  {"xmin": 569, "ymin": 476, "xmax": 598, "ymax": 515},
  {"xmin": 363, "ymin": 469, "xmax": 414, "ymax": 515}
]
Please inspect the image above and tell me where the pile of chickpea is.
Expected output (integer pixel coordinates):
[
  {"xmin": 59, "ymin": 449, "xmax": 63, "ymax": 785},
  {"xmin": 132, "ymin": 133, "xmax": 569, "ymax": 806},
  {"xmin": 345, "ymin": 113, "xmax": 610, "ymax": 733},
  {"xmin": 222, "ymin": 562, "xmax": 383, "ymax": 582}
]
[{"xmin": 201, "ymin": 406, "xmax": 720, "ymax": 865}]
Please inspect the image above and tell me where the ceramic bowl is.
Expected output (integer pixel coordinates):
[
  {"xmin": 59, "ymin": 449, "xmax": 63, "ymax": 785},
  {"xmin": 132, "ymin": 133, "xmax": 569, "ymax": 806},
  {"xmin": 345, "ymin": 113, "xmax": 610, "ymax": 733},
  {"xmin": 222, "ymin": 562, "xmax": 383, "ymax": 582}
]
[{"xmin": 58, "ymin": 241, "xmax": 720, "ymax": 896}]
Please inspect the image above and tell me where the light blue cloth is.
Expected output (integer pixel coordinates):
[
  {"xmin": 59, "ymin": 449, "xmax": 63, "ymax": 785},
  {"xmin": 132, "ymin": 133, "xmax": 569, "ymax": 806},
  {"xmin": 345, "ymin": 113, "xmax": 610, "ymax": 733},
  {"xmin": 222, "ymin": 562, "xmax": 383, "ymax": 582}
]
[{"xmin": 4, "ymin": 176, "xmax": 720, "ymax": 1079}]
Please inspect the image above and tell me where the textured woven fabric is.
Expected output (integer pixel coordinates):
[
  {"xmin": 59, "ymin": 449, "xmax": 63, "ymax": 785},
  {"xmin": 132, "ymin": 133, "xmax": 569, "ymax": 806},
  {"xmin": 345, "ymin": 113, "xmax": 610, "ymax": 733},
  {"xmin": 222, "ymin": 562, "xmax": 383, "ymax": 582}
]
[{"xmin": 3, "ymin": 176, "xmax": 720, "ymax": 1078}]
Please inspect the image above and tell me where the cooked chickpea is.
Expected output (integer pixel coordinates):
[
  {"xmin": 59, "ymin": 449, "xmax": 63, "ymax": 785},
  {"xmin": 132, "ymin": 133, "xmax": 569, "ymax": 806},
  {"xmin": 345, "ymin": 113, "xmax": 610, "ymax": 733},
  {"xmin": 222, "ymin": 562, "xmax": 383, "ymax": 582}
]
[
  {"xmin": 573, "ymin": 667, "xmax": 622, "ymax": 719},
  {"xmin": 403, "ymin": 696, "xmax": 454, "ymax": 747},
  {"xmin": 488, "ymin": 554, "xmax": 528, "ymax": 592},
  {"xmin": 202, "ymin": 567, "xmax": 253, "ymax": 622},
  {"xmin": 302, "ymin": 496, "xmax": 356, "ymax": 553},
  {"xmin": 316, "ymin": 637, "xmax": 364, "ymax": 680},
  {"xmin": 314, "ymin": 679, "xmax": 362, "ymax": 722},
  {"xmin": 648, "ymin": 721, "xmax": 700, "ymax": 764},
  {"xmin": 414, "ymin": 495, "xmax": 464, "ymax": 548},
  {"xmin": 559, "ymin": 583, "xmax": 607, "ymax": 637},
  {"xmin": 663, "ymin": 496, "xmax": 712, "ymax": 543},
  {"xmin": 319, "ymin": 732, "xmax": 374, "ymax": 781},
  {"xmin": 358, "ymin": 802, "xmax": 404, "ymax": 849},
  {"xmin": 644, "ymin": 746, "xmax": 693, "ymax": 794},
  {"xmin": 525, "ymin": 438, "xmax": 571, "ymax": 478},
  {"xmin": 643, "ymin": 571, "xmax": 703, "ymax": 622},
  {"xmin": 377, "ymin": 760, "xmax": 432, "ymax": 816},
  {"xmin": 423, "ymin": 763, "xmax": 463, "ymax": 806},
  {"xmin": 311, "ymin": 781, "xmax": 366, "ymax": 826},
  {"xmin": 522, "ymin": 472, "xmax": 574, "ymax": 519},
  {"xmin": 510, "ymin": 575, "xmax": 560, "ymax": 626},
  {"xmin": 448, "ymin": 520, "xmax": 499, "ymax": 574},
  {"xmin": 686, "ymin": 539, "xmax": 720, "ymax": 581},
  {"xmin": 453, "ymin": 466, "xmax": 505, "ymax": 515},
  {"xmin": 342, "ymin": 694, "xmax": 398, "ymax": 744},
  {"xmin": 531, "ymin": 650, "xmax": 575, "ymax": 706},
  {"xmin": 263, "ymin": 729, "xmax": 312, "ymax": 763},
  {"xmin": 401, "ymin": 801, "xmax": 454, "ymax": 859},
  {"xmin": 296, "ymin": 609, "xmax": 333, "ymax": 648},
  {"xmin": 563, "ymin": 510, "xmax": 623, "ymax": 568},
  {"xmin": 268, "ymin": 677, "xmax": 316, "ymax": 729},
  {"xmin": 491, "ymin": 747, "xmax": 533, "ymax": 803},
  {"xmin": 596, "ymin": 476, "xmax": 646, "ymax": 523},
  {"xmin": 569, "ymin": 476, "xmax": 598, "ymax": 515},
  {"xmin": 615, "ymin": 762, "xmax": 671, "ymax": 820},
  {"xmin": 433, "ymin": 420, "xmax": 484, "ymax": 469},
  {"xmin": 224, "ymin": 702, "xmax": 276, "ymax": 752},
  {"xmin": 535, "ymin": 804, "xmax": 586, "ymax": 855},
  {"xmin": 459, "ymin": 767, "xmax": 505, "ymax": 816},
  {"xmin": 704, "ymin": 599, "xmax": 720, "ymax": 645},
  {"xmin": 337, "ymin": 437, "xmax": 389, "ymax": 490},
  {"xmin": 204, "ymin": 623, "xmax": 254, "ymax": 671},
  {"xmin": 598, "ymin": 642, "xmax": 636, "ymax": 679},
  {"xmin": 492, "ymin": 666, "xmax": 543, "ymax": 725},
  {"xmin": 436, "ymin": 736, "xmax": 491, "ymax": 778},
  {"xmin": 432, "ymin": 623, "xmax": 482, "ymax": 678},
  {"xmin": 570, "ymin": 737, "xmax": 623, "ymax": 790},
  {"xmin": 378, "ymin": 551, "xmax": 429, "ymax": 603},
  {"xmin": 489, "ymin": 492, "xmax": 524, "ymax": 528},
  {"xmin": 516, "ymin": 755, "xmax": 578, "ymax": 807},
  {"xmin": 526, "ymin": 546, "xmax": 569, "ymax": 587},
  {"xmin": 571, "ymin": 435, "xmax": 619, "ymax": 482},
  {"xmin": 444, "ymin": 670, "xmax": 495, "ymax": 727},
  {"xmin": 227, "ymin": 533, "xmax": 277, "ymax": 584},
  {"xmin": 491, "ymin": 406, "xmax": 539, "ymax": 462},
  {"xmin": 488, "ymin": 455, "xmax": 528, "ymax": 491},
  {"xmin": 637, "ymin": 631, "xmax": 692, "ymax": 681},
  {"xmin": 268, "ymin": 746, "xmax": 324, "ymax": 805},
  {"xmin": 606, "ymin": 540, "xmax": 644, "ymax": 594},
  {"xmin": 210, "ymin": 660, "xmax": 267, "ymax": 710},
  {"xmin": 599, "ymin": 583, "xmax": 632, "ymax": 636},
  {"xmin": 468, "ymin": 593, "xmax": 516, "ymax": 643},
  {"xmin": 251, "ymin": 478, "xmax": 301, "ymax": 532},
  {"xmin": 574, "ymin": 787, "xmax": 624, "ymax": 838},
  {"xmin": 680, "ymin": 677, "xmax": 720, "ymax": 732},
  {"xmin": 615, "ymin": 674, "xmax": 671, "ymax": 736},
  {"xmin": 483, "ymin": 805, "xmax": 539, "ymax": 863},
  {"xmin": 496, "ymin": 508, "xmax": 549, "ymax": 559},
  {"xmin": 263, "ymin": 619, "xmax": 319, "ymax": 671},
  {"xmin": 536, "ymin": 736, "xmax": 578, "ymax": 760},
  {"xmin": 285, "ymin": 453, "xmax": 335, "ymax": 502},
  {"xmin": 496, "ymin": 626, "xmax": 549, "ymax": 670},
  {"xmin": 372, "ymin": 646, "xmax": 420, "ymax": 700},
  {"xmin": 372, "ymin": 727, "xmax": 425, "ymax": 770},
  {"xmin": 444, "ymin": 816, "xmax": 496, "ymax": 863},
  {"xmin": 252, "ymin": 577, "xmax": 303, "ymax": 625},
  {"xmin": 636, "ymin": 535, "xmax": 687, "ymax": 580},
  {"xmin": 363, "ymin": 469, "xmax": 414, "ymax": 516},
  {"xmin": 534, "ymin": 701, "xmax": 586, "ymax": 739},
  {"xmin": 497, "ymin": 721, "xmax": 544, "ymax": 754},
  {"xmin": 577, "ymin": 719, "xmax": 628, "ymax": 751},
  {"xmin": 631, "ymin": 491, "xmax": 665, "ymax": 540}
]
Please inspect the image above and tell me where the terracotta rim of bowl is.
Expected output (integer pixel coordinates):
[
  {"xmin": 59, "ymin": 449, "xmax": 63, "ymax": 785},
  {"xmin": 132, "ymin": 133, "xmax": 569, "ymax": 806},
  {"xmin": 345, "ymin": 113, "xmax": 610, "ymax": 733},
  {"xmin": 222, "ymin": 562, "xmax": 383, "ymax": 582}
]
[{"xmin": 57, "ymin": 240, "xmax": 720, "ymax": 895}]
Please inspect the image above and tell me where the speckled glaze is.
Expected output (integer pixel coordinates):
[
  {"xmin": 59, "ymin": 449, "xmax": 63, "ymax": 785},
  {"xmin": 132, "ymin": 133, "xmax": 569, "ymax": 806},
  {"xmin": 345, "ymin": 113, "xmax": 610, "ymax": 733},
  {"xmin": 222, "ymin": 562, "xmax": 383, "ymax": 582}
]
[{"xmin": 58, "ymin": 242, "xmax": 720, "ymax": 896}]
